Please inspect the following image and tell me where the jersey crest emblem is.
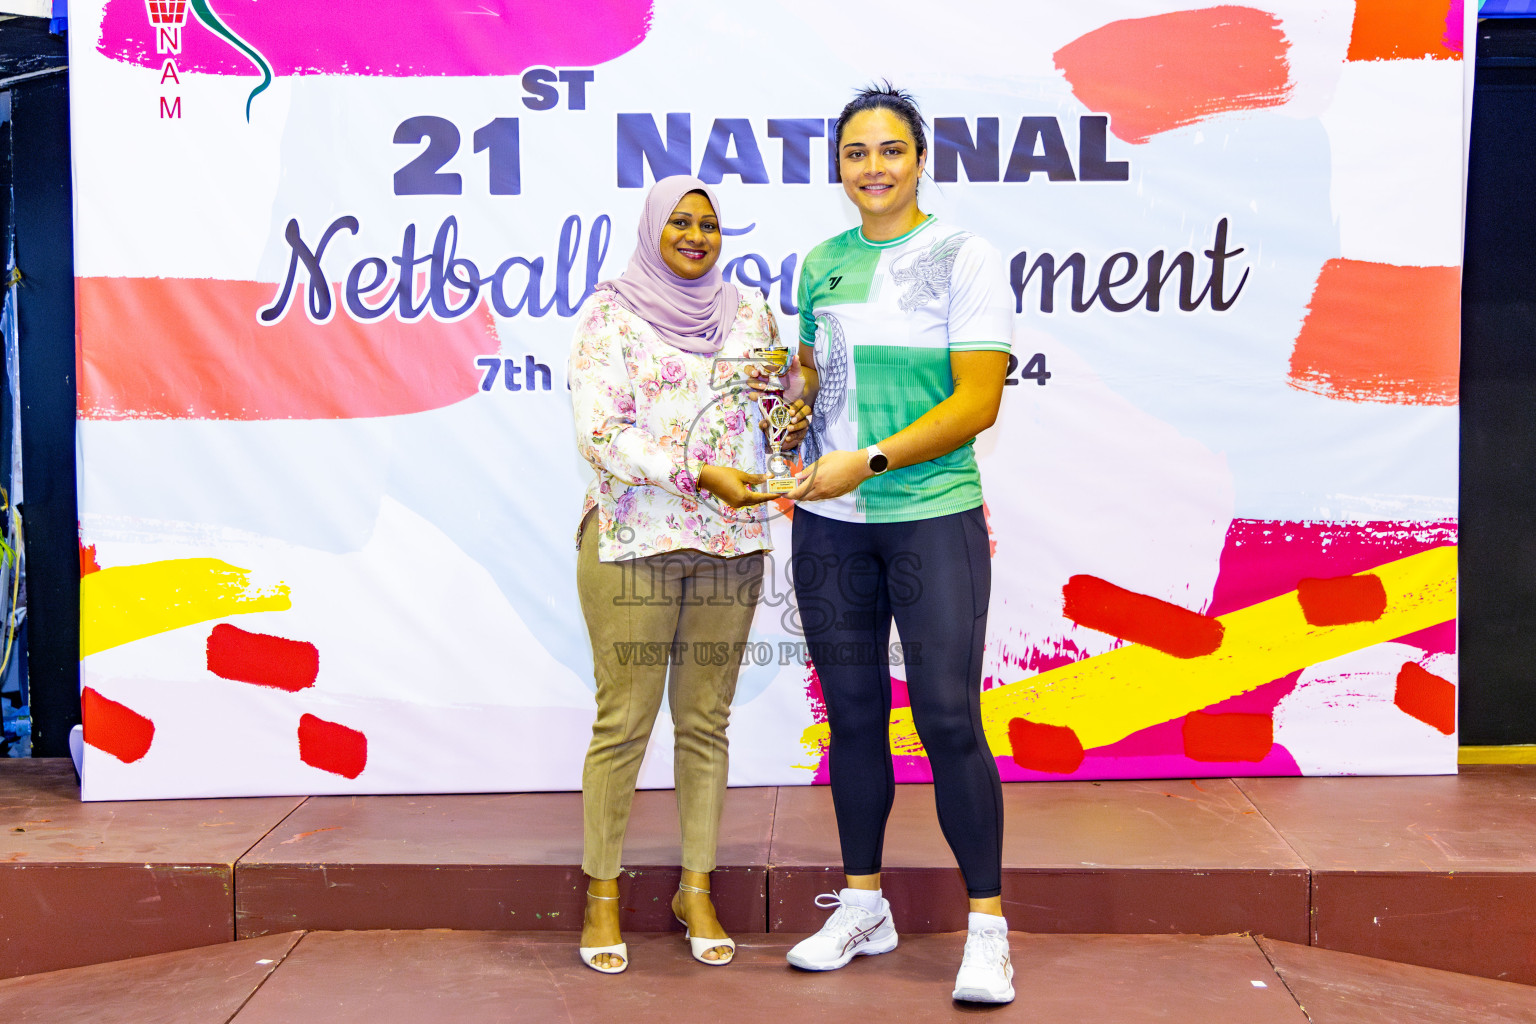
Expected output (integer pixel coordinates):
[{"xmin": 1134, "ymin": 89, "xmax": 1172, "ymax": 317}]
[{"xmin": 892, "ymin": 232, "xmax": 968, "ymax": 312}]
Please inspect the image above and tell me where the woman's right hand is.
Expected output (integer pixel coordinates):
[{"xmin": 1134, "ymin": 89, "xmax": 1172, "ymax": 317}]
[
  {"xmin": 697, "ymin": 464, "xmax": 773, "ymax": 508},
  {"xmin": 758, "ymin": 399, "xmax": 812, "ymax": 450}
]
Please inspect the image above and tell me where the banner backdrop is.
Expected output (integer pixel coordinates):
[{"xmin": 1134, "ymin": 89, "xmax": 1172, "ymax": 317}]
[{"xmin": 71, "ymin": 0, "xmax": 1465, "ymax": 799}]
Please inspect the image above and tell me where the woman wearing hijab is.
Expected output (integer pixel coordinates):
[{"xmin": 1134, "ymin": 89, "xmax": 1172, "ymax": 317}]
[{"xmin": 569, "ymin": 175, "xmax": 806, "ymax": 974}]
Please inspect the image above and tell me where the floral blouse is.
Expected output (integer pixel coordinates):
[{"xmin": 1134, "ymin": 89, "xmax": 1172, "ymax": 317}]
[{"xmin": 570, "ymin": 289, "xmax": 781, "ymax": 562}]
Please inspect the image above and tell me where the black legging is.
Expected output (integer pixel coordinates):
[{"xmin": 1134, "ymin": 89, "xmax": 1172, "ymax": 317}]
[{"xmin": 791, "ymin": 505, "xmax": 1004, "ymax": 899}]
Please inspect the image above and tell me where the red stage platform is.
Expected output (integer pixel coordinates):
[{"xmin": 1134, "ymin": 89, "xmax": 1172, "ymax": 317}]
[
  {"xmin": 2, "ymin": 759, "xmax": 1535, "ymax": 991},
  {"xmin": 3, "ymin": 929, "xmax": 1534, "ymax": 1023}
]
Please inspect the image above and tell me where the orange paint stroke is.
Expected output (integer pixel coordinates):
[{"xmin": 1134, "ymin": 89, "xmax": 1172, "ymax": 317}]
[
  {"xmin": 1348, "ymin": 0, "xmax": 1462, "ymax": 62},
  {"xmin": 78, "ymin": 277, "xmax": 492, "ymax": 421},
  {"xmin": 1053, "ymin": 5, "xmax": 1293, "ymax": 145},
  {"xmin": 1288, "ymin": 260, "xmax": 1460, "ymax": 406}
]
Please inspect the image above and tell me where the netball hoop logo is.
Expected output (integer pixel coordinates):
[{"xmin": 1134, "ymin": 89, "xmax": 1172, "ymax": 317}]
[
  {"xmin": 144, "ymin": 0, "xmax": 275, "ymax": 120},
  {"xmin": 146, "ymin": 0, "xmax": 189, "ymax": 49}
]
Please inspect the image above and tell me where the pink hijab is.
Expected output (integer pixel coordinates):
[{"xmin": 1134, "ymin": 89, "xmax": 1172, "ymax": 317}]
[{"xmin": 599, "ymin": 175, "xmax": 740, "ymax": 354}]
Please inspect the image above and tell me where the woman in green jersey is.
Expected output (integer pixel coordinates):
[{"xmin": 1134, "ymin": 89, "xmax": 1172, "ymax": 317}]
[{"xmin": 783, "ymin": 83, "xmax": 1016, "ymax": 1005}]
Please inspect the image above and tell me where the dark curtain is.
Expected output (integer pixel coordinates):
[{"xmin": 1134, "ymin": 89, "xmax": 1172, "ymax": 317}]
[{"xmin": 1460, "ymin": 20, "xmax": 1536, "ymax": 743}]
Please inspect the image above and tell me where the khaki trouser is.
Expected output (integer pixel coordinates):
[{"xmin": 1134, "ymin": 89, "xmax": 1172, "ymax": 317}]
[{"xmin": 577, "ymin": 517, "xmax": 765, "ymax": 879}]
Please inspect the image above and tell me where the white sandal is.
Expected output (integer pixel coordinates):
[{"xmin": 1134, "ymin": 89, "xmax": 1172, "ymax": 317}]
[
  {"xmin": 674, "ymin": 882, "xmax": 735, "ymax": 966},
  {"xmin": 580, "ymin": 890, "xmax": 628, "ymax": 974}
]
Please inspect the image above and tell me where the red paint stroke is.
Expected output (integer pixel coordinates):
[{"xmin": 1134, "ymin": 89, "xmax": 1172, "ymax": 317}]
[
  {"xmin": 1348, "ymin": 0, "xmax": 1462, "ymax": 61},
  {"xmin": 78, "ymin": 278, "xmax": 488, "ymax": 421},
  {"xmin": 1008, "ymin": 718, "xmax": 1085, "ymax": 774},
  {"xmin": 1183, "ymin": 711, "xmax": 1274, "ymax": 762},
  {"xmin": 206, "ymin": 623, "xmax": 319, "ymax": 692},
  {"xmin": 80, "ymin": 539, "xmax": 101, "ymax": 577},
  {"xmin": 1296, "ymin": 573, "xmax": 1389, "ymax": 626},
  {"xmin": 298, "ymin": 714, "xmax": 368, "ymax": 779},
  {"xmin": 1053, "ymin": 6, "xmax": 1292, "ymax": 145},
  {"xmin": 1062, "ymin": 575, "xmax": 1224, "ymax": 658},
  {"xmin": 1395, "ymin": 661, "xmax": 1456, "ymax": 734},
  {"xmin": 1208, "ymin": 519, "xmax": 1456, "ymax": 617},
  {"xmin": 98, "ymin": 0, "xmax": 653, "ymax": 78},
  {"xmin": 1288, "ymin": 260, "xmax": 1460, "ymax": 406},
  {"xmin": 81, "ymin": 687, "xmax": 155, "ymax": 764}
]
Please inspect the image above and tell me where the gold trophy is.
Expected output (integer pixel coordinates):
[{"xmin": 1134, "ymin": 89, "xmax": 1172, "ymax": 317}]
[
  {"xmin": 749, "ymin": 343, "xmax": 791, "ymax": 390},
  {"xmin": 764, "ymin": 402, "xmax": 798, "ymax": 494},
  {"xmin": 746, "ymin": 339, "xmax": 796, "ymax": 493}
]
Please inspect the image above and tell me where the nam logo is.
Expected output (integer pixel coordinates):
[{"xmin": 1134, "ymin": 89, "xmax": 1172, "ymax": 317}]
[{"xmin": 145, "ymin": 0, "xmax": 273, "ymax": 120}]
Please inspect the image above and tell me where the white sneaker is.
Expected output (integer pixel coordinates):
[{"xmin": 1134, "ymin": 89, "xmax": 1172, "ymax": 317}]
[
  {"xmin": 785, "ymin": 891, "xmax": 898, "ymax": 970},
  {"xmin": 952, "ymin": 923, "xmax": 1014, "ymax": 1003}
]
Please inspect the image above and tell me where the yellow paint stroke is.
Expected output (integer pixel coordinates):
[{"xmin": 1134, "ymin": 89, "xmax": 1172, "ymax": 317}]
[
  {"xmin": 80, "ymin": 558, "xmax": 291, "ymax": 657},
  {"xmin": 800, "ymin": 545, "xmax": 1457, "ymax": 765}
]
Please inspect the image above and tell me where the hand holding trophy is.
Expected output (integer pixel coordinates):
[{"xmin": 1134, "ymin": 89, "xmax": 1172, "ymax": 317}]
[
  {"xmin": 748, "ymin": 340, "xmax": 797, "ymax": 495},
  {"xmin": 764, "ymin": 402, "xmax": 798, "ymax": 494}
]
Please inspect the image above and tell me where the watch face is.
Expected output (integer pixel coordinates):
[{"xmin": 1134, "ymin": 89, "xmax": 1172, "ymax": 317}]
[{"xmin": 869, "ymin": 451, "xmax": 889, "ymax": 474}]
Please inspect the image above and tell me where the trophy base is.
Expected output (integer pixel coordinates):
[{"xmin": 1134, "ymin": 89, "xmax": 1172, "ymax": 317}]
[{"xmin": 766, "ymin": 476, "xmax": 797, "ymax": 495}]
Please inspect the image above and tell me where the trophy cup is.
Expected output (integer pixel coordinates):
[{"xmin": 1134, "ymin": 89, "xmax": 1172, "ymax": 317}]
[
  {"xmin": 748, "ymin": 342, "xmax": 791, "ymax": 392},
  {"xmin": 748, "ymin": 340, "xmax": 795, "ymax": 493},
  {"xmin": 764, "ymin": 402, "xmax": 798, "ymax": 494}
]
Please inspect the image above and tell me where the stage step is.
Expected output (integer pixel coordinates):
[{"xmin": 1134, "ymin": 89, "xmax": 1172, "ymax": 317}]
[
  {"xmin": 769, "ymin": 779, "xmax": 1309, "ymax": 938},
  {"xmin": 234, "ymin": 786, "xmax": 775, "ymax": 937},
  {"xmin": 2, "ymin": 929, "xmax": 1532, "ymax": 1023},
  {"xmin": 1238, "ymin": 772, "xmax": 1536, "ymax": 984},
  {"xmin": 4, "ymin": 761, "xmax": 1536, "ymax": 985},
  {"xmin": 0, "ymin": 759, "xmax": 302, "ymax": 979}
]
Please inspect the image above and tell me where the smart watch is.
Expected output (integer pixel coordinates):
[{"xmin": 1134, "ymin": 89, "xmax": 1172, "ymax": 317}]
[{"xmin": 865, "ymin": 444, "xmax": 889, "ymax": 475}]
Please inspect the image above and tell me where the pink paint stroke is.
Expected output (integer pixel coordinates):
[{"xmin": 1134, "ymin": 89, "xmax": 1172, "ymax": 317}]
[
  {"xmin": 99, "ymin": 0, "xmax": 653, "ymax": 78},
  {"xmin": 1206, "ymin": 519, "xmax": 1457, "ymax": 617},
  {"xmin": 1444, "ymin": 0, "xmax": 1464, "ymax": 54},
  {"xmin": 808, "ymin": 519, "xmax": 1457, "ymax": 784}
]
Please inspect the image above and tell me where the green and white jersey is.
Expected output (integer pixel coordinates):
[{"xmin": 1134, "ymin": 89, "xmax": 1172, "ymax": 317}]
[{"xmin": 796, "ymin": 216, "xmax": 1012, "ymax": 523}]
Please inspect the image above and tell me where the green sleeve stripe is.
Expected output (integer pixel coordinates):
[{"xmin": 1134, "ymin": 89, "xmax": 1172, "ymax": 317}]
[
  {"xmin": 797, "ymin": 258, "xmax": 817, "ymax": 346},
  {"xmin": 949, "ymin": 341, "xmax": 1012, "ymax": 353}
]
